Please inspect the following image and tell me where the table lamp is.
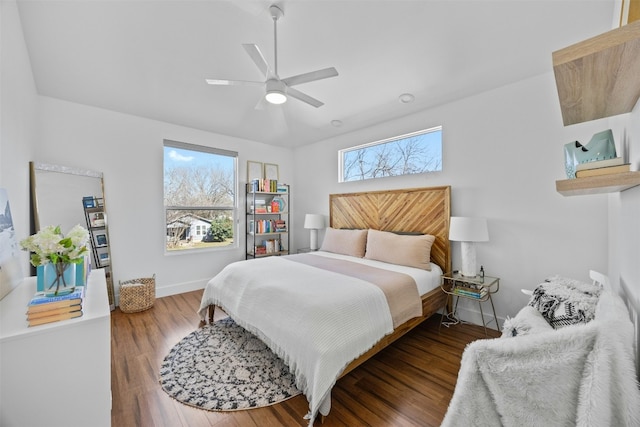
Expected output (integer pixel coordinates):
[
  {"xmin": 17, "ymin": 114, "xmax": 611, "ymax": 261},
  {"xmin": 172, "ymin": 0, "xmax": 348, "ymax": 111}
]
[
  {"xmin": 304, "ymin": 214, "xmax": 325, "ymax": 250},
  {"xmin": 449, "ymin": 217, "xmax": 489, "ymax": 277}
]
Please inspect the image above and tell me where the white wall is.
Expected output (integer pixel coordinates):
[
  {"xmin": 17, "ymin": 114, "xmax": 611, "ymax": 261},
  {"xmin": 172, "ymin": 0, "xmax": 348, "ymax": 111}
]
[
  {"xmin": 35, "ymin": 97, "xmax": 293, "ymax": 298},
  {"xmin": 293, "ymin": 72, "xmax": 615, "ymax": 323},
  {"xmin": 608, "ymin": 103, "xmax": 640, "ymax": 309},
  {"xmin": 0, "ymin": 0, "xmax": 38, "ymax": 272}
]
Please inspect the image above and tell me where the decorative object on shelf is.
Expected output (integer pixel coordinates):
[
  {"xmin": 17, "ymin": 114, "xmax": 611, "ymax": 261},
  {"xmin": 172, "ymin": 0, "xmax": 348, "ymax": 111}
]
[
  {"xmin": 271, "ymin": 195, "xmax": 286, "ymax": 213},
  {"xmin": 448, "ymin": 217, "xmax": 489, "ymax": 277},
  {"xmin": 563, "ymin": 129, "xmax": 617, "ymax": 178},
  {"xmin": 264, "ymin": 163, "xmax": 279, "ymax": 180},
  {"xmin": 304, "ymin": 214, "xmax": 325, "ymax": 251},
  {"xmin": 247, "ymin": 161, "xmax": 263, "ymax": 182},
  {"xmin": 20, "ymin": 225, "xmax": 89, "ymax": 296}
]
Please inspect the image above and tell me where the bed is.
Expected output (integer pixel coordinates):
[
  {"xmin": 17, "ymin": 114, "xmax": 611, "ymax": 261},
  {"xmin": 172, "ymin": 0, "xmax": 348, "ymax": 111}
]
[{"xmin": 198, "ymin": 186, "xmax": 451, "ymax": 424}]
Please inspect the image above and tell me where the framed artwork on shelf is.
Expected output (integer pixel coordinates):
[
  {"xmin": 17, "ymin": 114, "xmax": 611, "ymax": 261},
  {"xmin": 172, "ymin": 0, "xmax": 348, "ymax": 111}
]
[
  {"xmin": 247, "ymin": 161, "xmax": 263, "ymax": 182},
  {"xmin": 99, "ymin": 252, "xmax": 110, "ymax": 264},
  {"xmin": 264, "ymin": 163, "xmax": 279, "ymax": 180},
  {"xmin": 82, "ymin": 196, "xmax": 95, "ymax": 208},
  {"xmin": 95, "ymin": 233, "xmax": 108, "ymax": 247}
]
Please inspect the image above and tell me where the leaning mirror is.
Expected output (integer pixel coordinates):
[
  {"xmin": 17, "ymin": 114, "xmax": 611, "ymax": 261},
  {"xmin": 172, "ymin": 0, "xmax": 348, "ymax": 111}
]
[{"xmin": 29, "ymin": 161, "xmax": 115, "ymax": 309}]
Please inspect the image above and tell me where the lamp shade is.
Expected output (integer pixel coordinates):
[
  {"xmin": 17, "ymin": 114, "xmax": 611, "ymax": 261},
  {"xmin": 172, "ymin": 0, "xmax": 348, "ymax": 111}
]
[
  {"xmin": 449, "ymin": 217, "xmax": 489, "ymax": 242},
  {"xmin": 304, "ymin": 214, "xmax": 325, "ymax": 229}
]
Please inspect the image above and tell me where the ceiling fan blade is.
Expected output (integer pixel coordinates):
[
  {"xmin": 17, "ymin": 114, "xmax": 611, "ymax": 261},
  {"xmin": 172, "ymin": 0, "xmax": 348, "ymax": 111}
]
[
  {"xmin": 287, "ymin": 87, "xmax": 324, "ymax": 108},
  {"xmin": 205, "ymin": 79, "xmax": 263, "ymax": 86},
  {"xmin": 242, "ymin": 44, "xmax": 271, "ymax": 78},
  {"xmin": 282, "ymin": 67, "xmax": 338, "ymax": 87}
]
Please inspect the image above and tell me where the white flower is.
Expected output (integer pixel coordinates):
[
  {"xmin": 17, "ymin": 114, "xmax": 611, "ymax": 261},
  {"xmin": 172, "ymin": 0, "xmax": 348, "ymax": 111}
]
[{"xmin": 20, "ymin": 224, "xmax": 90, "ymax": 267}]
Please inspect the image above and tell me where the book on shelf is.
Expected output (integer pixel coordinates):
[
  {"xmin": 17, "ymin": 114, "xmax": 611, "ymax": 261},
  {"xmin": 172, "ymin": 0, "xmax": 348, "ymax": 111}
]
[
  {"xmin": 575, "ymin": 163, "xmax": 631, "ymax": 178},
  {"xmin": 252, "ymin": 219, "xmax": 286, "ymax": 234},
  {"xmin": 28, "ymin": 310, "xmax": 83, "ymax": 327},
  {"xmin": 250, "ymin": 179, "xmax": 280, "ymax": 193},
  {"xmin": 576, "ymin": 157, "xmax": 625, "ymax": 172},
  {"xmin": 28, "ymin": 287, "xmax": 85, "ymax": 307},
  {"xmin": 27, "ymin": 304, "xmax": 82, "ymax": 320},
  {"xmin": 27, "ymin": 297, "xmax": 83, "ymax": 314},
  {"xmin": 453, "ymin": 286, "xmax": 487, "ymax": 299}
]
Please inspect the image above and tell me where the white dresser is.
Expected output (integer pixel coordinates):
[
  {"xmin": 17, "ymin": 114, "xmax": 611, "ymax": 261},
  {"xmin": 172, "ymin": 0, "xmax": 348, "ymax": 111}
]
[{"xmin": 0, "ymin": 269, "xmax": 111, "ymax": 427}]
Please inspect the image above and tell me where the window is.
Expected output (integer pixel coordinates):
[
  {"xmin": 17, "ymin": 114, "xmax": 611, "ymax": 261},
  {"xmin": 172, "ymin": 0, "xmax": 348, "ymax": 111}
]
[
  {"xmin": 164, "ymin": 140, "xmax": 237, "ymax": 252},
  {"xmin": 339, "ymin": 126, "xmax": 442, "ymax": 182}
]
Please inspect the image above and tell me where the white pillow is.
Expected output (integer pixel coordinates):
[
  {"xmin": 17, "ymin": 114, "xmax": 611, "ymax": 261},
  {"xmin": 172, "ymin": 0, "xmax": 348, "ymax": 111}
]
[
  {"xmin": 319, "ymin": 228, "xmax": 368, "ymax": 257},
  {"xmin": 364, "ymin": 229, "xmax": 435, "ymax": 270}
]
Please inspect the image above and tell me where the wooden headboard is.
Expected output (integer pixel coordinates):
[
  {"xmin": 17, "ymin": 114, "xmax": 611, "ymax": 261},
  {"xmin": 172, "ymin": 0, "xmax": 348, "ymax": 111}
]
[{"xmin": 329, "ymin": 186, "xmax": 451, "ymax": 273}]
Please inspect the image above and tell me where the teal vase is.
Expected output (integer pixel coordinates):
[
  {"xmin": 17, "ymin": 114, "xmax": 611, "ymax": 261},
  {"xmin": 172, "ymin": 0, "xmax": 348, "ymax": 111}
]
[{"xmin": 43, "ymin": 262, "xmax": 76, "ymax": 297}]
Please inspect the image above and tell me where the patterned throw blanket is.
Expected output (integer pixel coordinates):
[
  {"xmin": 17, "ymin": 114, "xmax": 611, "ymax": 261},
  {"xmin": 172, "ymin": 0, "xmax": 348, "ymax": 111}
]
[{"xmin": 198, "ymin": 253, "xmax": 421, "ymax": 425}]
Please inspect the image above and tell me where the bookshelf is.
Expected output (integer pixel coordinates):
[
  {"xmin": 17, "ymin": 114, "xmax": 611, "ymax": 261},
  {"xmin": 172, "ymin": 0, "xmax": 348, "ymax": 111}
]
[
  {"xmin": 246, "ymin": 181, "xmax": 289, "ymax": 259},
  {"xmin": 556, "ymin": 171, "xmax": 640, "ymax": 196},
  {"xmin": 552, "ymin": 20, "xmax": 640, "ymax": 126},
  {"xmin": 552, "ymin": 20, "xmax": 640, "ymax": 196},
  {"xmin": 82, "ymin": 197, "xmax": 115, "ymax": 309}
]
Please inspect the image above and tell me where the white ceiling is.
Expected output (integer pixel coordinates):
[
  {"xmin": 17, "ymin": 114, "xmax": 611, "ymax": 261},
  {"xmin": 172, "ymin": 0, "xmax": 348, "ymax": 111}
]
[{"xmin": 17, "ymin": 0, "xmax": 615, "ymax": 148}]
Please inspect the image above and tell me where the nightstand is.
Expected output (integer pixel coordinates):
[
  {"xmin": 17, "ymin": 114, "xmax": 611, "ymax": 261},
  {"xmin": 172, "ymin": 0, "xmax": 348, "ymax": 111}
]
[{"xmin": 439, "ymin": 271, "xmax": 499, "ymax": 336}]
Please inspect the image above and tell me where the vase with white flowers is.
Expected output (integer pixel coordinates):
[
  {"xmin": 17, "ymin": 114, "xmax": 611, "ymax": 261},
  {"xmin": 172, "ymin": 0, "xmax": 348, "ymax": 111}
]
[{"xmin": 20, "ymin": 225, "xmax": 90, "ymax": 296}]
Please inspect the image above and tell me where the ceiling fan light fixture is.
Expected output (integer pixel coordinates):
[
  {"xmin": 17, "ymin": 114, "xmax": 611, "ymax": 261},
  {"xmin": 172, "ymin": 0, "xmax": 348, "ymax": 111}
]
[{"xmin": 265, "ymin": 79, "xmax": 287, "ymax": 104}]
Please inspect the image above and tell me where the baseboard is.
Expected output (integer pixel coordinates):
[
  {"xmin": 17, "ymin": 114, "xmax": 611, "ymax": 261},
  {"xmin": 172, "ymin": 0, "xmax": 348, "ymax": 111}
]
[{"xmin": 115, "ymin": 278, "xmax": 208, "ymax": 306}]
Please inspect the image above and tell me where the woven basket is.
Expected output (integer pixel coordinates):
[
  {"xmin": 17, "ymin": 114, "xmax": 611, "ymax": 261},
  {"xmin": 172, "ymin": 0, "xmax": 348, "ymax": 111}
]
[{"xmin": 119, "ymin": 275, "xmax": 156, "ymax": 313}]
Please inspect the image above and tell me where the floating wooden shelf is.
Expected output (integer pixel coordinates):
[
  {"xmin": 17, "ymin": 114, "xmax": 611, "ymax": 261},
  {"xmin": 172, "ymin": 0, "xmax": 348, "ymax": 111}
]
[
  {"xmin": 556, "ymin": 171, "xmax": 640, "ymax": 196},
  {"xmin": 553, "ymin": 20, "xmax": 640, "ymax": 126}
]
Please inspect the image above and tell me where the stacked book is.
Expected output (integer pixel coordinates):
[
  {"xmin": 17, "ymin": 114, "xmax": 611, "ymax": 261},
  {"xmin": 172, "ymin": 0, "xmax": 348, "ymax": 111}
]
[
  {"xmin": 26, "ymin": 287, "xmax": 85, "ymax": 327},
  {"xmin": 453, "ymin": 284, "xmax": 487, "ymax": 299},
  {"xmin": 575, "ymin": 157, "xmax": 630, "ymax": 178}
]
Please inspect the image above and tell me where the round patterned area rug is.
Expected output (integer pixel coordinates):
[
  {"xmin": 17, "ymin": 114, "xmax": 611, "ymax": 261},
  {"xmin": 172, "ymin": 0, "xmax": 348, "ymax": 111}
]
[{"xmin": 159, "ymin": 317, "xmax": 301, "ymax": 411}]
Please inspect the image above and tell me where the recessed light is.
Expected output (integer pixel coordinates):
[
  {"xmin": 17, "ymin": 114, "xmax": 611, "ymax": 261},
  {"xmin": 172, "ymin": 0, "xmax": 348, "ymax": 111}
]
[
  {"xmin": 331, "ymin": 120, "xmax": 343, "ymax": 127},
  {"xmin": 399, "ymin": 93, "xmax": 415, "ymax": 104}
]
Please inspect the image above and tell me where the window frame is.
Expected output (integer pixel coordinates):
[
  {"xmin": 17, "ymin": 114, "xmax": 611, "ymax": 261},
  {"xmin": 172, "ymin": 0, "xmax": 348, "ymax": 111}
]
[{"xmin": 163, "ymin": 139, "xmax": 238, "ymax": 254}]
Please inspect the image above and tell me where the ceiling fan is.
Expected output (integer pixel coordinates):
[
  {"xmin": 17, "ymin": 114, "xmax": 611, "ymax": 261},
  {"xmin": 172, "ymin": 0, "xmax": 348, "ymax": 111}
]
[{"xmin": 206, "ymin": 4, "xmax": 338, "ymax": 108}]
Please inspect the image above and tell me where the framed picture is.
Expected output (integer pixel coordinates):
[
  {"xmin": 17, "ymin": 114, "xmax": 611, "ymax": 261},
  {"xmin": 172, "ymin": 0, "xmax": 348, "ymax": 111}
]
[
  {"xmin": 264, "ymin": 163, "xmax": 279, "ymax": 180},
  {"xmin": 0, "ymin": 188, "xmax": 22, "ymax": 301},
  {"xmin": 247, "ymin": 161, "xmax": 263, "ymax": 182},
  {"xmin": 98, "ymin": 252, "xmax": 110, "ymax": 265},
  {"xmin": 82, "ymin": 196, "xmax": 95, "ymax": 208},
  {"xmin": 95, "ymin": 233, "xmax": 108, "ymax": 247}
]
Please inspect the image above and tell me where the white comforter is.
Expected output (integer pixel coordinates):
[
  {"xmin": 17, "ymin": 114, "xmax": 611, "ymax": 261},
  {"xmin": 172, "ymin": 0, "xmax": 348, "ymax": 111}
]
[{"xmin": 197, "ymin": 252, "xmax": 437, "ymax": 424}]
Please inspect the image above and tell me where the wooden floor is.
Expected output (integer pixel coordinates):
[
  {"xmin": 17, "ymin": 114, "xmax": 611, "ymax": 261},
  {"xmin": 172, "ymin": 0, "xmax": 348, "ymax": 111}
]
[{"xmin": 111, "ymin": 290, "xmax": 499, "ymax": 427}]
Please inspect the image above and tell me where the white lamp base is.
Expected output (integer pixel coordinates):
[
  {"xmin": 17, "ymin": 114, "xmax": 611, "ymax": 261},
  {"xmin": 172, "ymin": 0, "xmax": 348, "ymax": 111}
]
[
  {"xmin": 460, "ymin": 241, "xmax": 477, "ymax": 277},
  {"xmin": 310, "ymin": 229, "xmax": 319, "ymax": 251}
]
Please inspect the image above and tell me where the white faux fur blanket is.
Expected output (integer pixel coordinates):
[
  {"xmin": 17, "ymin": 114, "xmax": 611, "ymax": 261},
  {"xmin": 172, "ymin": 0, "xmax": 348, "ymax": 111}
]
[{"xmin": 441, "ymin": 287, "xmax": 640, "ymax": 427}]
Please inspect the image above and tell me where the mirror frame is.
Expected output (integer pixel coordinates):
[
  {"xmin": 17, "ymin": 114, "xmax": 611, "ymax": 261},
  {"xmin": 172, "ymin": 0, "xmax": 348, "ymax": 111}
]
[{"xmin": 29, "ymin": 161, "xmax": 115, "ymax": 309}]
